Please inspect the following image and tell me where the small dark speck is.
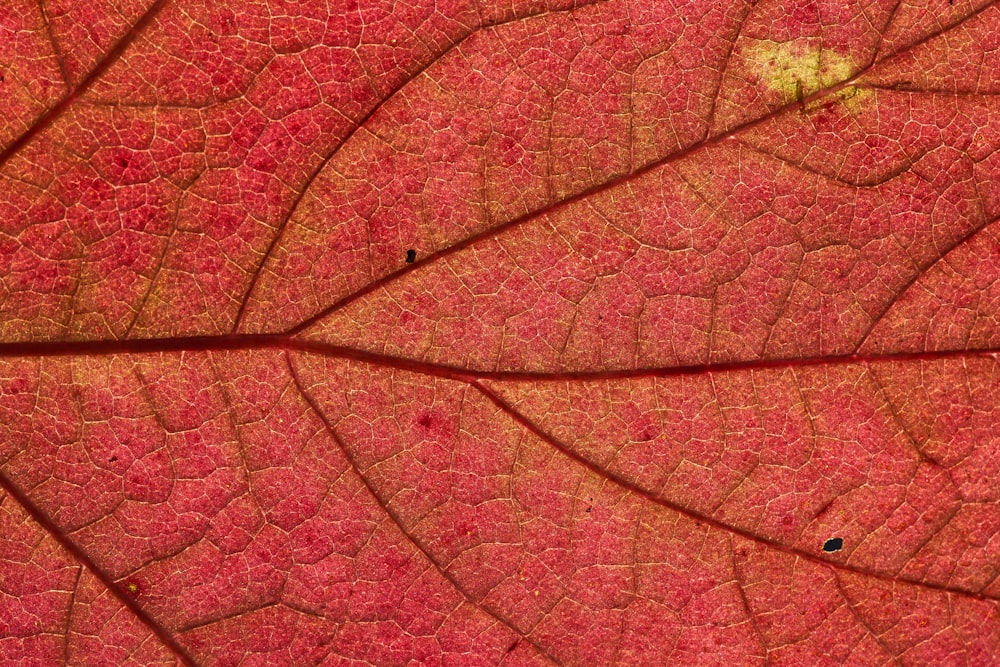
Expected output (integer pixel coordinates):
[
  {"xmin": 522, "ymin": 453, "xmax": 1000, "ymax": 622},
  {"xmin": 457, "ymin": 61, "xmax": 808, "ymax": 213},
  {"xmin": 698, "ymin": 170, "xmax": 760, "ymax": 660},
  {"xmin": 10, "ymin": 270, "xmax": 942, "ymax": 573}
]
[
  {"xmin": 823, "ymin": 537, "xmax": 844, "ymax": 553},
  {"xmin": 405, "ymin": 249, "xmax": 416, "ymax": 263},
  {"xmin": 507, "ymin": 640, "xmax": 519, "ymax": 653},
  {"xmin": 585, "ymin": 507, "xmax": 591, "ymax": 513},
  {"xmin": 110, "ymin": 456, "xmax": 118, "ymax": 463}
]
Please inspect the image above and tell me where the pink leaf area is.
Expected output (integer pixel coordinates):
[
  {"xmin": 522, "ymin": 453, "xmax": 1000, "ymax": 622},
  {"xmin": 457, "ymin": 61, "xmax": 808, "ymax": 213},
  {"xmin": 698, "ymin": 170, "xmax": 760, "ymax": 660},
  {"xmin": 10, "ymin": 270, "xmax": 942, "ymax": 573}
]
[{"xmin": 1, "ymin": 0, "xmax": 1000, "ymax": 664}]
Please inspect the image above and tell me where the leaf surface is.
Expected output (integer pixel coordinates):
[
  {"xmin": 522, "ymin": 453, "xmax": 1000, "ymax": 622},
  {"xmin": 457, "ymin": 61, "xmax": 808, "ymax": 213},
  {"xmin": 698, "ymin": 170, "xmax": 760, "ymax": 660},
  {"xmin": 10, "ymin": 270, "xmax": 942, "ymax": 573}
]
[{"xmin": 1, "ymin": 0, "xmax": 1000, "ymax": 664}]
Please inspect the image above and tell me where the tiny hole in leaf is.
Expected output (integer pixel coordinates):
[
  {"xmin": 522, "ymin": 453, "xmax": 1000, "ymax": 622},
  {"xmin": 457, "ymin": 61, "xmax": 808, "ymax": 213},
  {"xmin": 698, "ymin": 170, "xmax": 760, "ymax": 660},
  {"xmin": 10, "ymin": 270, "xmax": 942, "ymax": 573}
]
[
  {"xmin": 124, "ymin": 580, "xmax": 141, "ymax": 597},
  {"xmin": 405, "ymin": 249, "xmax": 416, "ymax": 263},
  {"xmin": 823, "ymin": 537, "xmax": 844, "ymax": 552}
]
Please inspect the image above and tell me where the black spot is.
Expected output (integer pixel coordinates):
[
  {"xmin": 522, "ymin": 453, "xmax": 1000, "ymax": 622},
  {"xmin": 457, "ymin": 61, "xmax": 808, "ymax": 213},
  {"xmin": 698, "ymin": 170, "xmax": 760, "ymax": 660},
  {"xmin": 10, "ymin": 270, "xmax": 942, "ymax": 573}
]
[
  {"xmin": 507, "ymin": 641, "xmax": 519, "ymax": 653},
  {"xmin": 405, "ymin": 249, "xmax": 416, "ymax": 263},
  {"xmin": 109, "ymin": 456, "xmax": 118, "ymax": 463},
  {"xmin": 823, "ymin": 537, "xmax": 844, "ymax": 553}
]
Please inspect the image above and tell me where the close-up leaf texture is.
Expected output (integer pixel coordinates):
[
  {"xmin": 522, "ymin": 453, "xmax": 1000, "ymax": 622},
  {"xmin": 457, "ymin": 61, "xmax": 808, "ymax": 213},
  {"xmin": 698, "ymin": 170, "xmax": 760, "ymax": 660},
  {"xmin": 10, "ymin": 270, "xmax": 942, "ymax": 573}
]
[{"xmin": 1, "ymin": 0, "xmax": 1000, "ymax": 664}]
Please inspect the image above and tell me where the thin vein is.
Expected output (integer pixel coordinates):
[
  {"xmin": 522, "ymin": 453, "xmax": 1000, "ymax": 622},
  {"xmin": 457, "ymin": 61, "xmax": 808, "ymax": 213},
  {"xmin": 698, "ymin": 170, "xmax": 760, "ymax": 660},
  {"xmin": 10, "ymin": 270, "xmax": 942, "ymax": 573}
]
[
  {"xmin": 232, "ymin": 0, "xmax": 612, "ymax": 332},
  {"xmin": 870, "ymin": 0, "xmax": 999, "ymax": 63},
  {"xmin": 703, "ymin": 0, "xmax": 756, "ymax": 134},
  {"xmin": 871, "ymin": 0, "xmax": 906, "ymax": 63},
  {"xmin": 37, "ymin": 0, "xmax": 71, "ymax": 91},
  {"xmin": 61, "ymin": 562, "xmax": 83, "ymax": 664},
  {"xmin": 0, "ymin": 0, "xmax": 174, "ymax": 171},
  {"xmin": 284, "ymin": 1, "xmax": 994, "ymax": 336},
  {"xmin": 854, "ymin": 212, "xmax": 1000, "ymax": 352},
  {"xmin": 177, "ymin": 601, "xmax": 281, "ymax": 634},
  {"xmin": 739, "ymin": 136, "xmax": 932, "ymax": 188},
  {"xmin": 729, "ymin": 535, "xmax": 769, "ymax": 663},
  {"xmin": 284, "ymin": 351, "xmax": 562, "ymax": 667},
  {"xmin": 471, "ymin": 380, "xmax": 1000, "ymax": 603},
  {"xmin": 832, "ymin": 571, "xmax": 903, "ymax": 664},
  {"xmin": 863, "ymin": 85, "xmax": 1000, "ymax": 97},
  {"xmin": 0, "ymin": 471, "xmax": 200, "ymax": 666}
]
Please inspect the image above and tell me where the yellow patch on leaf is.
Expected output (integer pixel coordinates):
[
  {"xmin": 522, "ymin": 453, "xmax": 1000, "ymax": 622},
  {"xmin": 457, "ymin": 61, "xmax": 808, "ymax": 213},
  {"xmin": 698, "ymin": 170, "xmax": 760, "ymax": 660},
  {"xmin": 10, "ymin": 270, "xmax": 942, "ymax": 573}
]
[{"xmin": 746, "ymin": 39, "xmax": 872, "ymax": 114}]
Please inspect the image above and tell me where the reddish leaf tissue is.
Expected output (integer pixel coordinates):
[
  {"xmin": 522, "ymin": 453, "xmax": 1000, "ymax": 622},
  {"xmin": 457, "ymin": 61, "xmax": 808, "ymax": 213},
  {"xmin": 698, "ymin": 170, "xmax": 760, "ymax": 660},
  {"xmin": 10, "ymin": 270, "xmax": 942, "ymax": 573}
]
[{"xmin": 1, "ymin": 0, "xmax": 1000, "ymax": 664}]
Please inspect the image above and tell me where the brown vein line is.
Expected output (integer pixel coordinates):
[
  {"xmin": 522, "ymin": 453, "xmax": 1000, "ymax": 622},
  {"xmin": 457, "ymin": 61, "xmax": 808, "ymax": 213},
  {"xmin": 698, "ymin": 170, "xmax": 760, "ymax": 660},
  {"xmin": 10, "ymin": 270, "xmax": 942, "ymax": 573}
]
[
  {"xmin": 471, "ymin": 381, "xmax": 1000, "ymax": 604},
  {"xmin": 871, "ymin": 0, "xmax": 906, "ymax": 63},
  {"xmin": 870, "ymin": 0, "xmax": 999, "ymax": 66},
  {"xmin": 0, "ymin": 335, "xmax": 998, "ymax": 378},
  {"xmin": 863, "ymin": 85, "xmax": 1000, "ymax": 97},
  {"xmin": 832, "ymin": 572, "xmax": 902, "ymax": 665},
  {"xmin": 729, "ymin": 535, "xmax": 769, "ymax": 663},
  {"xmin": 738, "ymin": 136, "xmax": 932, "ymax": 188},
  {"xmin": 702, "ymin": 0, "xmax": 755, "ymax": 135},
  {"xmin": 62, "ymin": 564, "xmax": 83, "ymax": 664},
  {"xmin": 285, "ymin": 352, "xmax": 562, "ymax": 667},
  {"xmin": 263, "ymin": 96, "xmax": 845, "ymax": 332},
  {"xmin": 0, "ymin": 334, "xmax": 289, "ymax": 358},
  {"xmin": 0, "ymin": 471, "xmax": 199, "ymax": 667},
  {"xmin": 37, "ymin": 0, "xmax": 71, "ymax": 90},
  {"xmin": 176, "ymin": 602, "xmax": 281, "ymax": 634},
  {"xmin": 0, "ymin": 0, "xmax": 173, "ymax": 170},
  {"xmin": 854, "ymin": 212, "xmax": 1000, "ymax": 352},
  {"xmin": 232, "ymin": 0, "xmax": 612, "ymax": 332},
  {"xmin": 286, "ymin": 340, "xmax": 1000, "ymax": 382},
  {"xmin": 280, "ymin": 89, "xmax": 844, "ymax": 336},
  {"xmin": 283, "ymin": 0, "xmax": 999, "ymax": 337},
  {"xmin": 123, "ymin": 198, "xmax": 187, "ymax": 338}
]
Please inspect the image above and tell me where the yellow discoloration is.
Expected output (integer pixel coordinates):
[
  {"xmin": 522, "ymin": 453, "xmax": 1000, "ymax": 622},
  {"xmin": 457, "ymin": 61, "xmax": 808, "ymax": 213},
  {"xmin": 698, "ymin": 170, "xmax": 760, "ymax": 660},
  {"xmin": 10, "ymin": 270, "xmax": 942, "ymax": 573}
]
[
  {"xmin": 746, "ymin": 39, "xmax": 872, "ymax": 114},
  {"xmin": 746, "ymin": 40, "xmax": 853, "ymax": 99}
]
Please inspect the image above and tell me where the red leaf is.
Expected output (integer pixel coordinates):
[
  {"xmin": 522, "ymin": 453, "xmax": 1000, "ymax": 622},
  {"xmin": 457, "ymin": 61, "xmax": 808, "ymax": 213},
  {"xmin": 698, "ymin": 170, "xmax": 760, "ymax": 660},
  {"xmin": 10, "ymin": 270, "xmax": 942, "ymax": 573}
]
[{"xmin": 1, "ymin": 0, "xmax": 1000, "ymax": 664}]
